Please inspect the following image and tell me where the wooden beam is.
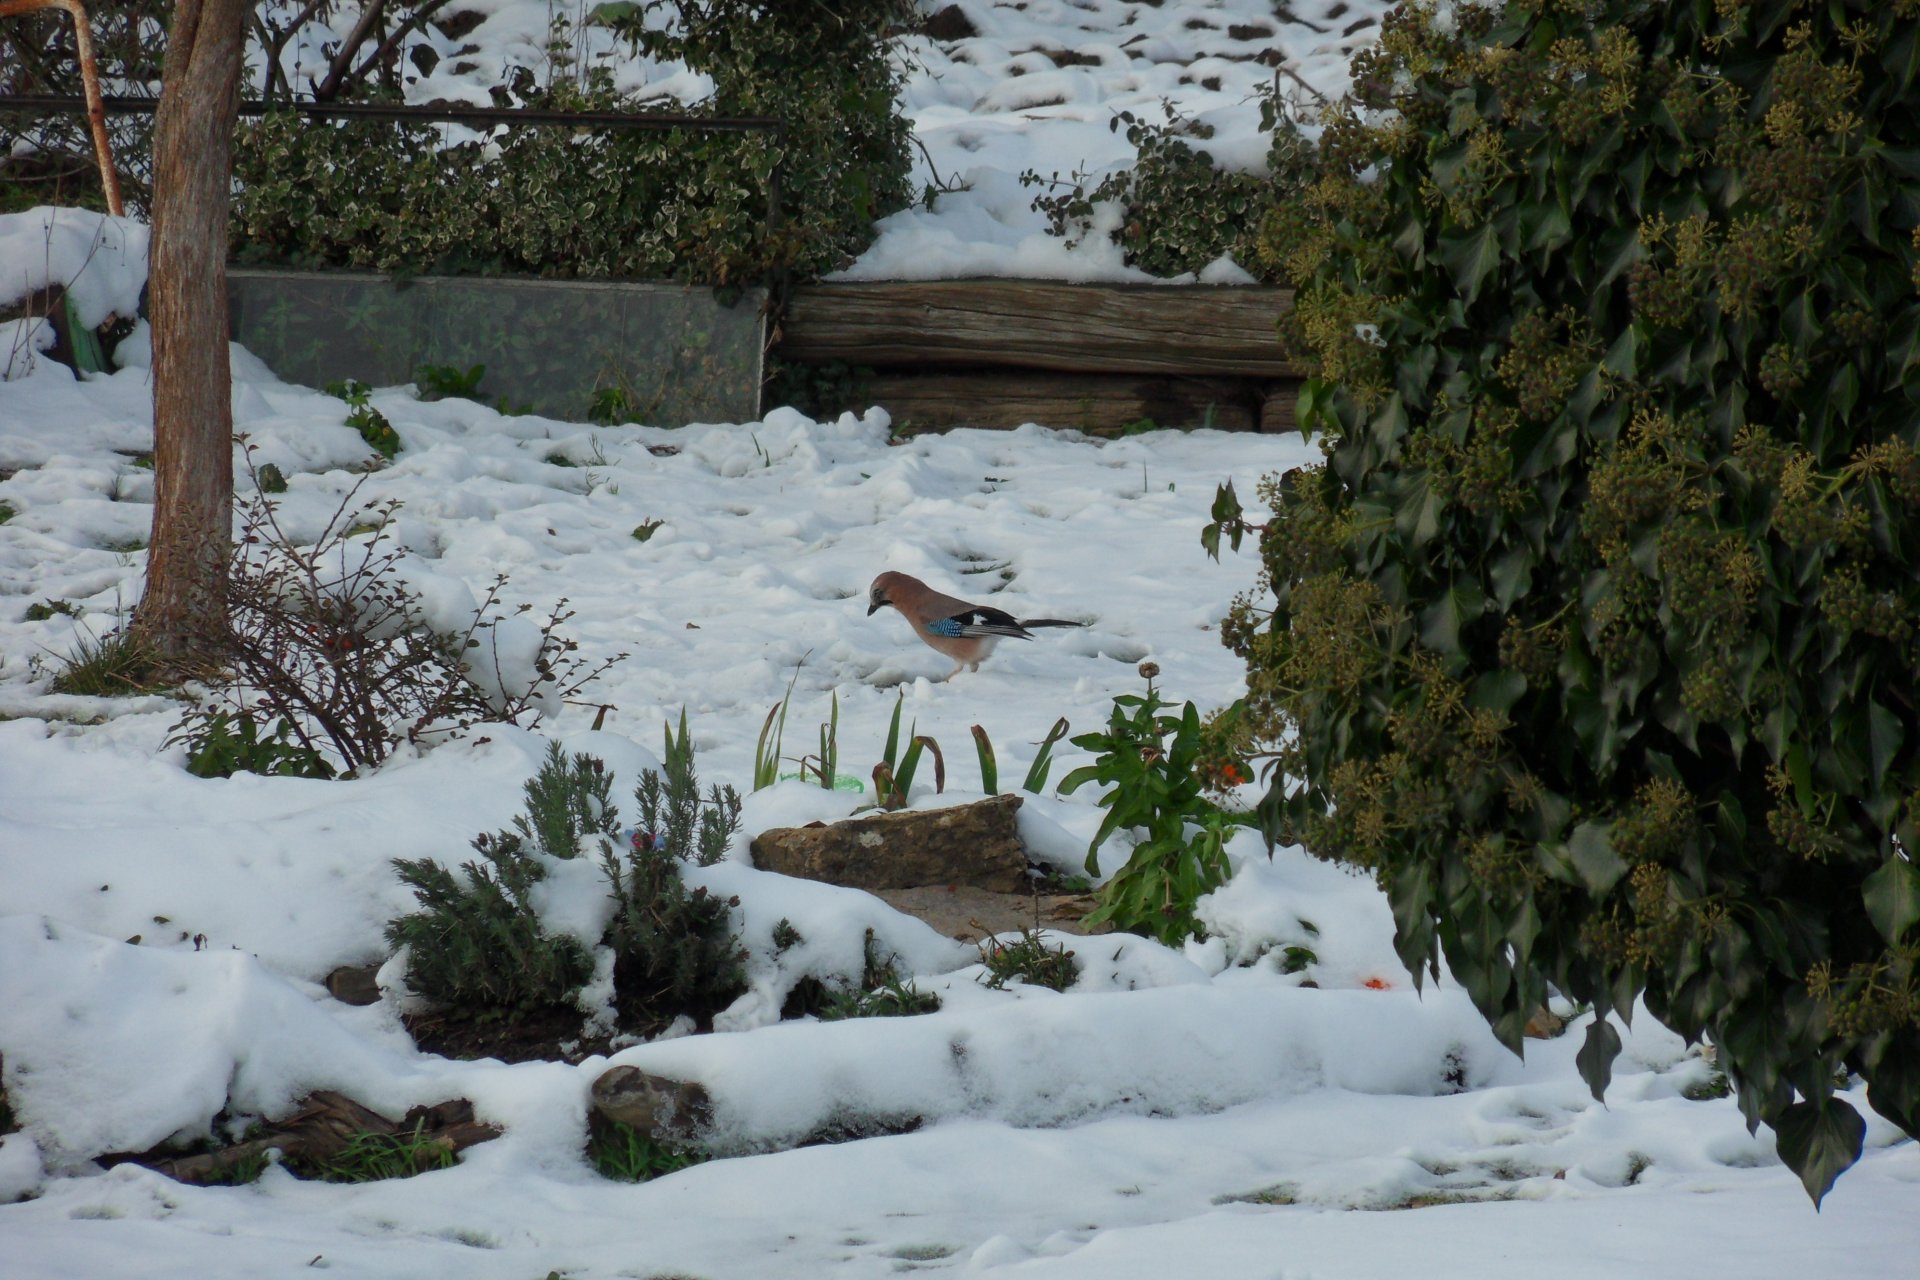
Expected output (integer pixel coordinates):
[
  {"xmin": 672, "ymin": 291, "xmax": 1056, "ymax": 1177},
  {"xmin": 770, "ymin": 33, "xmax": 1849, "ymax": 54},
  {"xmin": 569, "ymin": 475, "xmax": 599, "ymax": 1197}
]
[
  {"xmin": 861, "ymin": 370, "xmax": 1282, "ymax": 435},
  {"xmin": 780, "ymin": 280, "xmax": 1300, "ymax": 378}
]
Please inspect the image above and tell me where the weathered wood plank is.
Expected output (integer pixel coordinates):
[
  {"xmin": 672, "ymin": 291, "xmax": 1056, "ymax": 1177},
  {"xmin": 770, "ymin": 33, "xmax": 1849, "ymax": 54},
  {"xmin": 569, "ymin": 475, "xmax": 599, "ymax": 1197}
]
[
  {"xmin": 781, "ymin": 281, "xmax": 1299, "ymax": 377},
  {"xmin": 862, "ymin": 370, "xmax": 1279, "ymax": 434}
]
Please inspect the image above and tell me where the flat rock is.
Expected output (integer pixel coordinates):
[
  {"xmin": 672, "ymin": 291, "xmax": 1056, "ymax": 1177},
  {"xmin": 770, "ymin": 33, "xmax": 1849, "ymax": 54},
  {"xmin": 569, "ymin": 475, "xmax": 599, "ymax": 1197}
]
[{"xmin": 749, "ymin": 794, "xmax": 1029, "ymax": 894}]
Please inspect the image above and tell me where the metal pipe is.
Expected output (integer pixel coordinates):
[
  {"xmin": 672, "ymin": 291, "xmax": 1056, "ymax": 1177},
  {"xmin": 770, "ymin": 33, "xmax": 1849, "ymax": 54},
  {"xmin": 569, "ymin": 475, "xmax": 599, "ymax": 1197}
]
[{"xmin": 0, "ymin": 93, "xmax": 782, "ymax": 133}]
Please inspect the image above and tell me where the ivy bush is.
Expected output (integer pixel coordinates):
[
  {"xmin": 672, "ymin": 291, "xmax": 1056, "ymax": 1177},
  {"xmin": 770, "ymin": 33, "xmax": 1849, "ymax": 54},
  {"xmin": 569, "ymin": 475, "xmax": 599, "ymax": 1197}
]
[
  {"xmin": 1024, "ymin": 103, "xmax": 1318, "ymax": 279},
  {"xmin": 232, "ymin": 1, "xmax": 913, "ymax": 283},
  {"xmin": 1221, "ymin": 0, "xmax": 1919, "ymax": 1203}
]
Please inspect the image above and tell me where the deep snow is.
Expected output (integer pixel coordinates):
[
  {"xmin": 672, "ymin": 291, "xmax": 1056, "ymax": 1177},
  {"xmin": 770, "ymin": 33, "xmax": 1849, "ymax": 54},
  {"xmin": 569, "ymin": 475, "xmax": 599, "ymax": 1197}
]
[{"xmin": 2, "ymin": 1, "xmax": 1916, "ymax": 1277}]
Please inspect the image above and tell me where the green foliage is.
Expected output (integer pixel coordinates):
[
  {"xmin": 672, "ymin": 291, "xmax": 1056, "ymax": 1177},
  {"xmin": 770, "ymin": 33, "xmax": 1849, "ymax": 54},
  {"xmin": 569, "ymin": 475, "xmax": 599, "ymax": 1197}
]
[
  {"xmin": 326, "ymin": 380, "xmax": 400, "ymax": 459},
  {"xmin": 415, "ymin": 363, "xmax": 488, "ymax": 402},
  {"xmin": 601, "ymin": 718, "xmax": 748, "ymax": 1029},
  {"xmin": 977, "ymin": 930, "xmax": 1079, "ymax": 993},
  {"xmin": 1059, "ymin": 674, "xmax": 1245, "ymax": 945},
  {"xmin": 598, "ymin": 829, "xmax": 747, "ymax": 1031},
  {"xmin": 22, "ymin": 599, "xmax": 77, "ymax": 622},
  {"xmin": 586, "ymin": 1118, "xmax": 705, "ymax": 1182},
  {"xmin": 1022, "ymin": 717, "xmax": 1073, "ymax": 794},
  {"xmin": 255, "ymin": 463, "xmax": 289, "ymax": 494},
  {"xmin": 631, "ymin": 519, "xmax": 664, "ymax": 543},
  {"xmin": 232, "ymin": 2, "xmax": 913, "ymax": 284},
  {"xmin": 1229, "ymin": 0, "xmax": 1920, "ymax": 1203},
  {"xmin": 167, "ymin": 707, "xmax": 338, "ymax": 780},
  {"xmin": 761, "ymin": 357, "xmax": 875, "ymax": 421},
  {"xmin": 391, "ymin": 727, "xmax": 748, "ymax": 1035},
  {"xmin": 1025, "ymin": 104, "xmax": 1301, "ymax": 278},
  {"xmin": 870, "ymin": 692, "xmax": 946, "ymax": 811},
  {"xmin": 973, "ymin": 724, "xmax": 998, "ymax": 794},
  {"xmin": 388, "ymin": 828, "xmax": 598, "ymax": 1022},
  {"xmin": 972, "ymin": 718, "xmax": 1072, "ymax": 796},
  {"xmin": 291, "ymin": 1121, "xmax": 457, "ymax": 1183},
  {"xmin": 515, "ymin": 741, "xmax": 618, "ymax": 859},
  {"xmin": 636, "ymin": 710, "xmax": 743, "ymax": 867},
  {"xmin": 590, "ymin": 386, "xmax": 644, "ymax": 426},
  {"xmin": 802, "ymin": 691, "xmax": 840, "ymax": 790},
  {"xmin": 0, "ymin": 501, "xmax": 14, "ymax": 525},
  {"xmin": 47, "ymin": 628, "xmax": 167, "ymax": 697},
  {"xmin": 817, "ymin": 931, "xmax": 941, "ymax": 1020}
]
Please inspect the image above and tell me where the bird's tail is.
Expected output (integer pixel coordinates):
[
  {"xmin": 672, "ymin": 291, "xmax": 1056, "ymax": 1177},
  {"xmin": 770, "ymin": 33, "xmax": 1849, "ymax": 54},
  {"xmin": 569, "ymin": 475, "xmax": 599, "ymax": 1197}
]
[{"xmin": 1017, "ymin": 617, "xmax": 1085, "ymax": 628}]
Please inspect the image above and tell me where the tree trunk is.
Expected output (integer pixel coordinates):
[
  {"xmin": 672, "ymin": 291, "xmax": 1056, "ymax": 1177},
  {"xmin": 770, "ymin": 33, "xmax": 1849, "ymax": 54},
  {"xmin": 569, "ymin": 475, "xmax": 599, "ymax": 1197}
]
[{"xmin": 134, "ymin": 0, "xmax": 249, "ymax": 669}]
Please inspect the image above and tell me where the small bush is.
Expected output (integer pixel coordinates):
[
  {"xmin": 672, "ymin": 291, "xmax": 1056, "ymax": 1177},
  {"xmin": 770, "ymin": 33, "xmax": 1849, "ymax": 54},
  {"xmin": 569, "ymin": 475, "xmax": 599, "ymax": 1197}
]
[
  {"xmin": 388, "ymin": 827, "xmax": 599, "ymax": 1023},
  {"xmin": 194, "ymin": 451, "xmax": 621, "ymax": 774},
  {"xmin": 978, "ymin": 930, "xmax": 1079, "ymax": 993},
  {"xmin": 390, "ymin": 731, "xmax": 748, "ymax": 1039}
]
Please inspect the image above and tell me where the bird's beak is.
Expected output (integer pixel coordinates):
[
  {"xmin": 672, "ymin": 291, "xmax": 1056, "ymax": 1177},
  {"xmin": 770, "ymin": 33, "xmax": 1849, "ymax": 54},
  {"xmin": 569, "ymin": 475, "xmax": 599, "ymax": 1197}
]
[{"xmin": 866, "ymin": 599, "xmax": 883, "ymax": 616}]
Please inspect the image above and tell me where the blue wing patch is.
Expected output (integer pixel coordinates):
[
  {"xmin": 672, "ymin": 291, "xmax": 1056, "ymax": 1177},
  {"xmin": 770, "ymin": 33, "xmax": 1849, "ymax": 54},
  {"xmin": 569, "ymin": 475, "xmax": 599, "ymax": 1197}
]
[{"xmin": 926, "ymin": 617, "xmax": 966, "ymax": 637}]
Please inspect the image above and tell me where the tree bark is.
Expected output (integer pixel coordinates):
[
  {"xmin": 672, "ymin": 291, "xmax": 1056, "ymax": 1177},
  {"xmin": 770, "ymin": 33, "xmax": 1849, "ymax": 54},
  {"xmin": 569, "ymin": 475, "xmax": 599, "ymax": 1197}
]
[{"xmin": 135, "ymin": 0, "xmax": 249, "ymax": 669}]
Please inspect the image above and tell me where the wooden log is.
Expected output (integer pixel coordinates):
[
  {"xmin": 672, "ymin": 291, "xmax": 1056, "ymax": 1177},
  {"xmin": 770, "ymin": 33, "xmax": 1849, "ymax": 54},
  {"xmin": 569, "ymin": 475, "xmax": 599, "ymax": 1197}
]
[
  {"xmin": 863, "ymin": 371, "xmax": 1261, "ymax": 435},
  {"xmin": 780, "ymin": 281, "xmax": 1299, "ymax": 377},
  {"xmin": 1259, "ymin": 380, "xmax": 1305, "ymax": 436}
]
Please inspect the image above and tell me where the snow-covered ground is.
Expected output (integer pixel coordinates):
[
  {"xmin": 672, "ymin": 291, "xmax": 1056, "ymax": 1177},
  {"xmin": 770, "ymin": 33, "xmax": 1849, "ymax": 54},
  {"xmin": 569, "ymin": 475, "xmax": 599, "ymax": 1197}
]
[{"xmin": 3, "ymin": 2, "xmax": 1917, "ymax": 1277}]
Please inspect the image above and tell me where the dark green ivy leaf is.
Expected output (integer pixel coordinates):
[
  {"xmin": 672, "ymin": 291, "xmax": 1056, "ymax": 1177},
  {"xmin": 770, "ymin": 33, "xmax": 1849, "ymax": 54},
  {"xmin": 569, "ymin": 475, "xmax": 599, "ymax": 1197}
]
[
  {"xmin": 1575, "ymin": 1015, "xmax": 1622, "ymax": 1102},
  {"xmin": 1862, "ymin": 856, "xmax": 1920, "ymax": 946},
  {"xmin": 1773, "ymin": 1096, "xmax": 1866, "ymax": 1209}
]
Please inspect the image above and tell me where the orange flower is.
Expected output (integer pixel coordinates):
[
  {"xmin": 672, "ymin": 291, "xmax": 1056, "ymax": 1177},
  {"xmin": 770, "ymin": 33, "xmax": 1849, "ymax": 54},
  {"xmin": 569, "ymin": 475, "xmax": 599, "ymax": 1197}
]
[{"xmin": 1364, "ymin": 977, "xmax": 1392, "ymax": 990}]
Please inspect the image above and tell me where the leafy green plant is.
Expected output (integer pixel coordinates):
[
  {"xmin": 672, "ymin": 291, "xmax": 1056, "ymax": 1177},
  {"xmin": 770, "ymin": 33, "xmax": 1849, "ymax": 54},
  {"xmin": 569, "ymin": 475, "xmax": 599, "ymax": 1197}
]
[
  {"xmin": 166, "ymin": 707, "xmax": 338, "ymax": 780},
  {"xmin": 1059, "ymin": 671, "xmax": 1244, "ymax": 945},
  {"xmin": 0, "ymin": 500, "xmax": 16, "ymax": 525},
  {"xmin": 632, "ymin": 520, "xmax": 664, "ymax": 543},
  {"xmin": 870, "ymin": 694, "xmax": 946, "ymax": 811},
  {"xmin": 977, "ymin": 930, "xmax": 1079, "ymax": 993},
  {"xmin": 586, "ymin": 1118, "xmax": 705, "ymax": 1182},
  {"xmin": 415, "ymin": 362, "xmax": 488, "ymax": 402},
  {"xmin": 972, "ymin": 724, "xmax": 998, "ymax": 794},
  {"xmin": 800, "ymin": 691, "xmax": 840, "ymax": 790},
  {"xmin": 391, "ymin": 728, "xmax": 748, "ymax": 1037},
  {"xmin": 255, "ymin": 463, "xmax": 289, "ymax": 494},
  {"xmin": 326, "ymin": 379, "xmax": 400, "ymax": 459},
  {"xmin": 819, "ymin": 971, "xmax": 942, "ymax": 1021},
  {"xmin": 1227, "ymin": 0, "xmax": 1920, "ymax": 1203}
]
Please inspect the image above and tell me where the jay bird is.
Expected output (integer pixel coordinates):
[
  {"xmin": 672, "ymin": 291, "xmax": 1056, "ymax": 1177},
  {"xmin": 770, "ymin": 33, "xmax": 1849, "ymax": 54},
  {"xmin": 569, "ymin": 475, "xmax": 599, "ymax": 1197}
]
[{"xmin": 867, "ymin": 571, "xmax": 1082, "ymax": 680}]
